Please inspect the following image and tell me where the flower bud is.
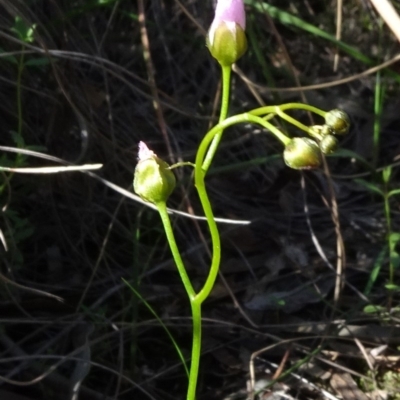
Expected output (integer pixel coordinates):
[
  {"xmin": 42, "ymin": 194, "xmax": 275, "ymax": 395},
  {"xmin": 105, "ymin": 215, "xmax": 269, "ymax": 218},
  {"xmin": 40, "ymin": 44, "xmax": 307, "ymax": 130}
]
[
  {"xmin": 319, "ymin": 134, "xmax": 338, "ymax": 154},
  {"xmin": 321, "ymin": 124, "xmax": 333, "ymax": 137},
  {"xmin": 207, "ymin": 0, "xmax": 247, "ymax": 66},
  {"xmin": 133, "ymin": 142, "xmax": 176, "ymax": 204},
  {"xmin": 325, "ymin": 109, "xmax": 350, "ymax": 135},
  {"xmin": 283, "ymin": 138, "xmax": 321, "ymax": 170},
  {"xmin": 308, "ymin": 125, "xmax": 324, "ymax": 141}
]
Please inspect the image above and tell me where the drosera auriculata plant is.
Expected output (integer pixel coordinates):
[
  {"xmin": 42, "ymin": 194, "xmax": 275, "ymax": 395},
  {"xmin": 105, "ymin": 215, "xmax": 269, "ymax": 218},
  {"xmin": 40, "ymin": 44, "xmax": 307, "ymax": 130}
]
[{"xmin": 133, "ymin": 1, "xmax": 350, "ymax": 399}]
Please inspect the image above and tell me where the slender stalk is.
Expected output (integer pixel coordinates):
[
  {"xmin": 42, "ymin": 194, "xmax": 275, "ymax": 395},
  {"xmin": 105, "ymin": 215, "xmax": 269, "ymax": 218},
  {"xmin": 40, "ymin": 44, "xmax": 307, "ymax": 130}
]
[
  {"xmin": 202, "ymin": 65, "xmax": 232, "ymax": 173},
  {"xmin": 373, "ymin": 70, "xmax": 384, "ymax": 174},
  {"xmin": 194, "ymin": 164, "xmax": 221, "ymax": 304},
  {"xmin": 250, "ymin": 103, "xmax": 327, "ymax": 119},
  {"xmin": 383, "ymin": 191, "xmax": 393, "ymax": 285},
  {"xmin": 194, "ymin": 113, "xmax": 290, "ymax": 305},
  {"xmin": 383, "ymin": 192, "xmax": 394, "ymax": 309},
  {"xmin": 156, "ymin": 202, "xmax": 202, "ymax": 399},
  {"xmin": 274, "ymin": 107, "xmax": 310, "ymax": 133},
  {"xmin": 186, "ymin": 301, "xmax": 202, "ymax": 400},
  {"xmin": 156, "ymin": 201, "xmax": 196, "ymax": 300},
  {"xmin": 157, "ymin": 107, "xmax": 312, "ymax": 399},
  {"xmin": 16, "ymin": 48, "xmax": 25, "ymax": 139}
]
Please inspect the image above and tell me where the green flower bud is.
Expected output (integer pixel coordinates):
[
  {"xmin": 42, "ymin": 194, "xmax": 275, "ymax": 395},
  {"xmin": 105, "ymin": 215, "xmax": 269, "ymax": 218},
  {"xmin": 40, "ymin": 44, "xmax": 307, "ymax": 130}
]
[
  {"xmin": 133, "ymin": 142, "xmax": 176, "ymax": 204},
  {"xmin": 319, "ymin": 134, "xmax": 338, "ymax": 154},
  {"xmin": 207, "ymin": 22, "xmax": 247, "ymax": 66},
  {"xmin": 325, "ymin": 109, "xmax": 350, "ymax": 135},
  {"xmin": 283, "ymin": 137, "xmax": 321, "ymax": 170},
  {"xmin": 308, "ymin": 125, "xmax": 324, "ymax": 141},
  {"xmin": 321, "ymin": 124, "xmax": 333, "ymax": 137}
]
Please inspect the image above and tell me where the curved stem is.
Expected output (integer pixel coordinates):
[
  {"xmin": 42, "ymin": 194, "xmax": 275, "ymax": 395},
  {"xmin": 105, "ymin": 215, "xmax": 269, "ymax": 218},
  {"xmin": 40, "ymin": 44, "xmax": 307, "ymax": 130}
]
[
  {"xmin": 194, "ymin": 113, "xmax": 290, "ymax": 305},
  {"xmin": 250, "ymin": 102, "xmax": 327, "ymax": 118},
  {"xmin": 202, "ymin": 65, "xmax": 232, "ymax": 173},
  {"xmin": 156, "ymin": 201, "xmax": 196, "ymax": 300},
  {"xmin": 194, "ymin": 167, "xmax": 221, "ymax": 304}
]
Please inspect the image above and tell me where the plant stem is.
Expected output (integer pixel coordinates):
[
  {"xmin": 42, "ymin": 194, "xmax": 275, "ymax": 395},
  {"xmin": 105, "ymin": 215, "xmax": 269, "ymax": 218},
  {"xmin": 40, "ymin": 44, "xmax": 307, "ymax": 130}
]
[
  {"xmin": 274, "ymin": 107, "xmax": 310, "ymax": 133},
  {"xmin": 158, "ymin": 108, "xmax": 307, "ymax": 399},
  {"xmin": 250, "ymin": 103, "xmax": 326, "ymax": 119},
  {"xmin": 202, "ymin": 65, "xmax": 232, "ymax": 173},
  {"xmin": 373, "ymin": 70, "xmax": 384, "ymax": 174},
  {"xmin": 194, "ymin": 113, "xmax": 290, "ymax": 305},
  {"xmin": 17, "ymin": 47, "xmax": 25, "ymax": 139},
  {"xmin": 156, "ymin": 201, "xmax": 196, "ymax": 300},
  {"xmin": 194, "ymin": 164, "xmax": 221, "ymax": 304},
  {"xmin": 383, "ymin": 194, "xmax": 393, "ymax": 285},
  {"xmin": 156, "ymin": 202, "xmax": 201, "ymax": 398},
  {"xmin": 186, "ymin": 300, "xmax": 202, "ymax": 400}
]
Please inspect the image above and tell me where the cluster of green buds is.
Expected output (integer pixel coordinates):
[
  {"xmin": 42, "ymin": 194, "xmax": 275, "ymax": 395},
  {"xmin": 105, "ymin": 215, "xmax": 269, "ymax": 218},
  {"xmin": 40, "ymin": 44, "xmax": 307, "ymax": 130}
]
[
  {"xmin": 133, "ymin": 142, "xmax": 176, "ymax": 204},
  {"xmin": 283, "ymin": 109, "xmax": 350, "ymax": 170}
]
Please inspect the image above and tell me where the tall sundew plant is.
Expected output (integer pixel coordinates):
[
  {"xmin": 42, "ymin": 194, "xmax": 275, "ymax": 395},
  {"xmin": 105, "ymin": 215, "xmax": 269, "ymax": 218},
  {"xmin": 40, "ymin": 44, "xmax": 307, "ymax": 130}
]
[{"xmin": 133, "ymin": 1, "xmax": 350, "ymax": 399}]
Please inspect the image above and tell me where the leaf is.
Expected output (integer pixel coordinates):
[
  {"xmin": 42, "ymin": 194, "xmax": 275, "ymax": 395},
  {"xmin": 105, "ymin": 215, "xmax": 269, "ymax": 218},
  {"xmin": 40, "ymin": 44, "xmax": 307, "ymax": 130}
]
[
  {"xmin": 11, "ymin": 16, "xmax": 36, "ymax": 43},
  {"xmin": 330, "ymin": 148, "xmax": 374, "ymax": 171},
  {"xmin": 9, "ymin": 130, "xmax": 25, "ymax": 148},
  {"xmin": 390, "ymin": 251, "xmax": 400, "ymax": 270},
  {"xmin": 382, "ymin": 166, "xmax": 392, "ymax": 184},
  {"xmin": 388, "ymin": 188, "xmax": 400, "ymax": 198},
  {"xmin": 25, "ymin": 57, "xmax": 51, "ymax": 67},
  {"xmin": 389, "ymin": 232, "xmax": 400, "ymax": 246},
  {"xmin": 354, "ymin": 179, "xmax": 384, "ymax": 197},
  {"xmin": 364, "ymin": 246, "xmax": 386, "ymax": 296},
  {"xmin": 0, "ymin": 47, "xmax": 17, "ymax": 64},
  {"xmin": 385, "ymin": 283, "xmax": 400, "ymax": 291},
  {"xmin": 363, "ymin": 304, "xmax": 386, "ymax": 314},
  {"xmin": 249, "ymin": 2, "xmax": 372, "ymax": 64}
]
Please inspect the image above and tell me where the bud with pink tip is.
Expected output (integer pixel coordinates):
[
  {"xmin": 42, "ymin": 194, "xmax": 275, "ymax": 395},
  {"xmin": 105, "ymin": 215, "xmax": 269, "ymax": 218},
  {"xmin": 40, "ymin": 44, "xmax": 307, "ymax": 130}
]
[
  {"xmin": 207, "ymin": 0, "xmax": 247, "ymax": 66},
  {"xmin": 133, "ymin": 142, "xmax": 176, "ymax": 204}
]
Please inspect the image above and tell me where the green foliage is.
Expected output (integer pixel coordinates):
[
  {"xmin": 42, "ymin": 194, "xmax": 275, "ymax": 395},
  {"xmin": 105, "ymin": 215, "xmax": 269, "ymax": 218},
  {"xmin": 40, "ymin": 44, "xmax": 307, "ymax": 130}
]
[
  {"xmin": 357, "ymin": 167, "xmax": 400, "ymax": 305},
  {"xmin": 11, "ymin": 16, "xmax": 36, "ymax": 43}
]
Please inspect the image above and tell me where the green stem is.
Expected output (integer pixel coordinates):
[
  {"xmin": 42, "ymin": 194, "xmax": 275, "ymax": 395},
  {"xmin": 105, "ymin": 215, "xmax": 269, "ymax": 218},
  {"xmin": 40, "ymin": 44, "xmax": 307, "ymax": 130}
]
[
  {"xmin": 202, "ymin": 65, "xmax": 232, "ymax": 173},
  {"xmin": 383, "ymin": 193, "xmax": 393, "ymax": 285},
  {"xmin": 194, "ymin": 113, "xmax": 290, "ymax": 305},
  {"xmin": 186, "ymin": 301, "xmax": 202, "ymax": 400},
  {"xmin": 156, "ymin": 201, "xmax": 196, "ymax": 300},
  {"xmin": 250, "ymin": 103, "xmax": 327, "ymax": 119},
  {"xmin": 373, "ymin": 70, "xmax": 384, "ymax": 174},
  {"xmin": 156, "ymin": 202, "xmax": 201, "ymax": 398},
  {"xmin": 194, "ymin": 164, "xmax": 221, "ymax": 304},
  {"xmin": 17, "ymin": 47, "xmax": 25, "ymax": 139},
  {"xmin": 274, "ymin": 107, "xmax": 310, "ymax": 134}
]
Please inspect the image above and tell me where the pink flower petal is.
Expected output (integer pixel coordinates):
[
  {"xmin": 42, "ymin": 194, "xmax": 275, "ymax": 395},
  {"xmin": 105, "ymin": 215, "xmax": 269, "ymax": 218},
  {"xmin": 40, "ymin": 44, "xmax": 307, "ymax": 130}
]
[
  {"xmin": 138, "ymin": 141, "xmax": 155, "ymax": 161},
  {"xmin": 215, "ymin": 0, "xmax": 245, "ymax": 30}
]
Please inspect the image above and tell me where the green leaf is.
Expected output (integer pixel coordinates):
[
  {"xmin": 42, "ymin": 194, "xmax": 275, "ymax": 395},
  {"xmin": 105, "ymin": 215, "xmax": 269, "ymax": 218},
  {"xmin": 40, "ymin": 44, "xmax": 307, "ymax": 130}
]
[
  {"xmin": 389, "ymin": 232, "xmax": 400, "ymax": 246},
  {"xmin": 9, "ymin": 130, "xmax": 25, "ymax": 148},
  {"xmin": 355, "ymin": 179, "xmax": 384, "ymax": 197},
  {"xmin": 25, "ymin": 57, "xmax": 51, "ymax": 67},
  {"xmin": 382, "ymin": 166, "xmax": 392, "ymax": 184},
  {"xmin": 248, "ymin": 2, "xmax": 372, "ymax": 65},
  {"xmin": 363, "ymin": 304, "xmax": 386, "ymax": 314},
  {"xmin": 122, "ymin": 279, "xmax": 189, "ymax": 377},
  {"xmin": 11, "ymin": 16, "xmax": 36, "ymax": 43},
  {"xmin": 330, "ymin": 148, "xmax": 374, "ymax": 171},
  {"xmin": 388, "ymin": 188, "xmax": 400, "ymax": 198},
  {"xmin": 385, "ymin": 283, "xmax": 400, "ymax": 291},
  {"xmin": 364, "ymin": 246, "xmax": 386, "ymax": 295},
  {"xmin": 390, "ymin": 251, "xmax": 400, "ymax": 269},
  {"xmin": 0, "ymin": 47, "xmax": 18, "ymax": 64}
]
